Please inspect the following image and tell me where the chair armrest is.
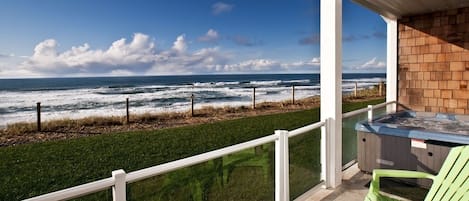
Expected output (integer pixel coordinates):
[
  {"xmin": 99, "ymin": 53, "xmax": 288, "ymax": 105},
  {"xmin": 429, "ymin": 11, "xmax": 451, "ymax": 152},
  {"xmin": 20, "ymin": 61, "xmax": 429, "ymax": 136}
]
[{"xmin": 369, "ymin": 169, "xmax": 435, "ymax": 195}]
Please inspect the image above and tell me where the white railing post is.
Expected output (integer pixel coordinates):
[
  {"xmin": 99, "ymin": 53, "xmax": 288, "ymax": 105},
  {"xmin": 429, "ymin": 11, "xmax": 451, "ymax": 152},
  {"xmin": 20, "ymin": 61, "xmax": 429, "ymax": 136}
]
[
  {"xmin": 367, "ymin": 105, "xmax": 373, "ymax": 122},
  {"xmin": 275, "ymin": 130, "xmax": 289, "ymax": 201},
  {"xmin": 321, "ymin": 117, "xmax": 342, "ymax": 188},
  {"xmin": 112, "ymin": 169, "xmax": 126, "ymax": 201},
  {"xmin": 320, "ymin": 119, "xmax": 327, "ymax": 182}
]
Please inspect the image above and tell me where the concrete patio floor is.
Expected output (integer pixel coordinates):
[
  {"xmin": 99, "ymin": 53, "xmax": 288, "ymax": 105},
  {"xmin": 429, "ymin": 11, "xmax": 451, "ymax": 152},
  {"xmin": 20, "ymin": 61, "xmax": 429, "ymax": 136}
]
[{"xmin": 301, "ymin": 164, "xmax": 429, "ymax": 201}]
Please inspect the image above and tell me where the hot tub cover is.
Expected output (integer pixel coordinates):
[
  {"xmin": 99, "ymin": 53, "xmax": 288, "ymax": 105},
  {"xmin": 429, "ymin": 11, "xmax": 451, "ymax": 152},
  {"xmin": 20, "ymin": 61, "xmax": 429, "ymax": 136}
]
[{"xmin": 355, "ymin": 110, "xmax": 469, "ymax": 144}]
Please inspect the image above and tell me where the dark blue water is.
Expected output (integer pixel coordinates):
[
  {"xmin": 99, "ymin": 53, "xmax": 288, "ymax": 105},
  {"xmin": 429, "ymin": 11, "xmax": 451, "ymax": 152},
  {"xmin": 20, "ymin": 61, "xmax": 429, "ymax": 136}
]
[{"xmin": 0, "ymin": 74, "xmax": 384, "ymax": 91}]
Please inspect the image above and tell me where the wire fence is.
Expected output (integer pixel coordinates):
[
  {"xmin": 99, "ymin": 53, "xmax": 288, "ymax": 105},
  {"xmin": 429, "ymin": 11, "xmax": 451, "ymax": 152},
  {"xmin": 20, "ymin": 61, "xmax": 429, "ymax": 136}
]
[{"xmin": 8, "ymin": 82, "xmax": 385, "ymax": 132}]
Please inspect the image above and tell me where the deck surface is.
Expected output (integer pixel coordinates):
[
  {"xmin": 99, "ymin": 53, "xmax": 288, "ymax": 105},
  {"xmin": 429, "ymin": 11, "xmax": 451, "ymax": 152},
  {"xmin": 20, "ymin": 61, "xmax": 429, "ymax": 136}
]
[{"xmin": 302, "ymin": 164, "xmax": 428, "ymax": 201}]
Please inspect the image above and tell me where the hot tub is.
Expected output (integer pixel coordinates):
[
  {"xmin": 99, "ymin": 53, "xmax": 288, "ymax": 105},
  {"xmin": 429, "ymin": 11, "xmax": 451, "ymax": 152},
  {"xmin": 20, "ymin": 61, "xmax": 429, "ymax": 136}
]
[{"xmin": 355, "ymin": 110, "xmax": 468, "ymax": 187}]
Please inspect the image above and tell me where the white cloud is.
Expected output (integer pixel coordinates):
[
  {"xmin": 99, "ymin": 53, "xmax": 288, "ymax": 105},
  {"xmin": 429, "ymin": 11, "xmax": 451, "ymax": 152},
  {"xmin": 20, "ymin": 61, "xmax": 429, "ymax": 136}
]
[
  {"xmin": 171, "ymin": 34, "xmax": 187, "ymax": 53},
  {"xmin": 16, "ymin": 33, "xmax": 234, "ymax": 77},
  {"xmin": 208, "ymin": 57, "xmax": 320, "ymax": 73},
  {"xmin": 20, "ymin": 33, "xmax": 158, "ymax": 75},
  {"xmin": 198, "ymin": 29, "xmax": 219, "ymax": 43},
  {"xmin": 212, "ymin": 2, "xmax": 234, "ymax": 15},
  {"xmin": 224, "ymin": 59, "xmax": 279, "ymax": 72},
  {"xmin": 0, "ymin": 52, "xmax": 31, "ymax": 77},
  {"xmin": 17, "ymin": 33, "xmax": 153, "ymax": 76},
  {"xmin": 281, "ymin": 57, "xmax": 320, "ymax": 68},
  {"xmin": 0, "ymin": 67, "xmax": 43, "ymax": 78},
  {"xmin": 357, "ymin": 57, "xmax": 385, "ymax": 69},
  {"xmin": 3, "ymin": 32, "xmax": 320, "ymax": 77},
  {"xmin": 33, "ymin": 39, "xmax": 58, "ymax": 58},
  {"xmin": 148, "ymin": 47, "xmax": 230, "ymax": 75}
]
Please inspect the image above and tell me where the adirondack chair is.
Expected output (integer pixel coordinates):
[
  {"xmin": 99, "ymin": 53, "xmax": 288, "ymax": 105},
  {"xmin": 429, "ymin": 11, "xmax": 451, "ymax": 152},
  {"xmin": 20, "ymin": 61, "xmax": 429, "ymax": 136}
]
[{"xmin": 365, "ymin": 145, "xmax": 469, "ymax": 201}]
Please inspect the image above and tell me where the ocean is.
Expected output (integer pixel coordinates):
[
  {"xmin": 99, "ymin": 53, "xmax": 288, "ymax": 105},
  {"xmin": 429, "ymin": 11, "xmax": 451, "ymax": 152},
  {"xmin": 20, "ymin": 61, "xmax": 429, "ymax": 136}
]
[{"xmin": 0, "ymin": 73, "xmax": 385, "ymax": 127}]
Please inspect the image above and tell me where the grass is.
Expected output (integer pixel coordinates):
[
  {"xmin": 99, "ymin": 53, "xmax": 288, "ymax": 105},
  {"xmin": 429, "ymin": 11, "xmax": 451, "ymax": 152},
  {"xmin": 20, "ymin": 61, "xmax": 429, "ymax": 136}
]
[{"xmin": 0, "ymin": 98, "xmax": 384, "ymax": 200}]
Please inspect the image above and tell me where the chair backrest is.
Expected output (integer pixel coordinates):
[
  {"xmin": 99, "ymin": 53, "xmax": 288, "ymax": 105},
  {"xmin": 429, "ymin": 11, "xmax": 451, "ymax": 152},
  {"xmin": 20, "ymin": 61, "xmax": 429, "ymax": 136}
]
[{"xmin": 425, "ymin": 145, "xmax": 469, "ymax": 201}]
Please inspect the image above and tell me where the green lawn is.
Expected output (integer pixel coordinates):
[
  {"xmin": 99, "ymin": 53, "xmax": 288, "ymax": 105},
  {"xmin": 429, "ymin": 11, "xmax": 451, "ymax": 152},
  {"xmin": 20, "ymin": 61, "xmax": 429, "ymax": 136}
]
[{"xmin": 0, "ymin": 98, "xmax": 384, "ymax": 200}]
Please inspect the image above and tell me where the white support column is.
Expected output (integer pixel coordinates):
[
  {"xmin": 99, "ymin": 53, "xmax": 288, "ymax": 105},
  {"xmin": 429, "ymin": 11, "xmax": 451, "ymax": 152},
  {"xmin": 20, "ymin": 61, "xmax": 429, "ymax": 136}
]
[
  {"xmin": 320, "ymin": 0, "xmax": 342, "ymax": 188},
  {"xmin": 275, "ymin": 130, "xmax": 289, "ymax": 201},
  {"xmin": 382, "ymin": 16, "xmax": 398, "ymax": 113},
  {"xmin": 112, "ymin": 169, "xmax": 126, "ymax": 201}
]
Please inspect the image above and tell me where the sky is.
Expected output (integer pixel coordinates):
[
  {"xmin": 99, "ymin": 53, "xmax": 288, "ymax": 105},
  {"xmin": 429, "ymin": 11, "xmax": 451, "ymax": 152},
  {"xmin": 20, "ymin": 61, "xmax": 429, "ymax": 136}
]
[{"xmin": 0, "ymin": 0, "xmax": 387, "ymax": 78}]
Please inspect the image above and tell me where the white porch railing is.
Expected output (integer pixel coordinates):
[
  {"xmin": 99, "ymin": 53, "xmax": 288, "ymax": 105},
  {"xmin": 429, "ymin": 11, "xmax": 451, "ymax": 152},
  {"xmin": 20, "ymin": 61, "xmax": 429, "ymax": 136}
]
[
  {"xmin": 24, "ymin": 101, "xmax": 397, "ymax": 201},
  {"xmin": 342, "ymin": 101, "xmax": 397, "ymax": 120},
  {"xmin": 24, "ymin": 122, "xmax": 325, "ymax": 201},
  {"xmin": 340, "ymin": 101, "xmax": 397, "ymax": 170}
]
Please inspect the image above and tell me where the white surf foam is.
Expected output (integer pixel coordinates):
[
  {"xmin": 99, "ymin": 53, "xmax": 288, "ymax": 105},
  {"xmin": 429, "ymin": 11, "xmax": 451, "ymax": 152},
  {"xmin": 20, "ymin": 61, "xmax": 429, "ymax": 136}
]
[{"xmin": 0, "ymin": 77, "xmax": 385, "ymax": 127}]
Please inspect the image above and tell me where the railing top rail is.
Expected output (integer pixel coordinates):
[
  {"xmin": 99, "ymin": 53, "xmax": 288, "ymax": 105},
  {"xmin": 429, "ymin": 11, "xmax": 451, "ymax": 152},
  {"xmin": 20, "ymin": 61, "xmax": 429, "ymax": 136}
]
[
  {"xmin": 23, "ymin": 177, "xmax": 115, "ymax": 201},
  {"xmin": 373, "ymin": 100, "xmax": 396, "ymax": 109},
  {"xmin": 342, "ymin": 107, "xmax": 370, "ymax": 118},
  {"xmin": 342, "ymin": 100, "xmax": 396, "ymax": 118},
  {"xmin": 289, "ymin": 121, "xmax": 325, "ymax": 138},
  {"xmin": 126, "ymin": 133, "xmax": 277, "ymax": 183}
]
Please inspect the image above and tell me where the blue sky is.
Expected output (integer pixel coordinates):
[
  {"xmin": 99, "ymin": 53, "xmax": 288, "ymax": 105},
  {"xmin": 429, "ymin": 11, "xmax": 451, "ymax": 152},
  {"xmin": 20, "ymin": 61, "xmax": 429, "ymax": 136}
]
[{"xmin": 0, "ymin": 0, "xmax": 386, "ymax": 78}]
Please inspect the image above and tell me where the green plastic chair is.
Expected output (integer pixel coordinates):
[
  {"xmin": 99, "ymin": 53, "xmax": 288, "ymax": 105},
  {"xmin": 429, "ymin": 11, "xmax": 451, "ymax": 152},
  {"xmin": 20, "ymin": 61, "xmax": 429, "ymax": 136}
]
[{"xmin": 365, "ymin": 145, "xmax": 469, "ymax": 201}]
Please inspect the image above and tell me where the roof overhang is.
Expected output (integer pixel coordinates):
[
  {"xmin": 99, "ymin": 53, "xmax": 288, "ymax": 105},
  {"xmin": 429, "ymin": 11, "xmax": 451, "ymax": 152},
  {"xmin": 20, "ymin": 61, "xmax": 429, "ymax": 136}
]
[{"xmin": 352, "ymin": 0, "xmax": 469, "ymax": 20}]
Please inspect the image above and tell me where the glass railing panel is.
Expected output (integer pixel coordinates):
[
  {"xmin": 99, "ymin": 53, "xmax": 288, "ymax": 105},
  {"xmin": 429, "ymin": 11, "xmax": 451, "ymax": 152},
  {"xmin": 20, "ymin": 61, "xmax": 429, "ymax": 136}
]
[
  {"xmin": 342, "ymin": 112, "xmax": 367, "ymax": 166},
  {"xmin": 289, "ymin": 128, "xmax": 321, "ymax": 200},
  {"xmin": 128, "ymin": 143, "xmax": 275, "ymax": 201},
  {"xmin": 342, "ymin": 106, "xmax": 388, "ymax": 166},
  {"xmin": 373, "ymin": 107, "xmax": 387, "ymax": 118}
]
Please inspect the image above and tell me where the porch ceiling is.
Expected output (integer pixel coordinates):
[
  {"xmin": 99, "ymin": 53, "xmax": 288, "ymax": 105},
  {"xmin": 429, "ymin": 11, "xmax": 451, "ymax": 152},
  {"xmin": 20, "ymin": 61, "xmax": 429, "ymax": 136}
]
[{"xmin": 352, "ymin": 0, "xmax": 469, "ymax": 19}]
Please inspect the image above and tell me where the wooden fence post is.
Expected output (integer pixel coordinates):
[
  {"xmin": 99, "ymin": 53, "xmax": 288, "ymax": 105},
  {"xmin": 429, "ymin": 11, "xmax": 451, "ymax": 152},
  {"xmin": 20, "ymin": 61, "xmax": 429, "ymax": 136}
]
[
  {"xmin": 379, "ymin": 81, "xmax": 383, "ymax": 96},
  {"xmin": 252, "ymin": 87, "xmax": 256, "ymax": 109},
  {"xmin": 126, "ymin": 98, "xmax": 129, "ymax": 124},
  {"xmin": 354, "ymin": 82, "xmax": 358, "ymax": 97},
  {"xmin": 36, "ymin": 102, "xmax": 41, "ymax": 132},
  {"xmin": 191, "ymin": 94, "xmax": 195, "ymax": 117},
  {"xmin": 382, "ymin": 82, "xmax": 386, "ymax": 96},
  {"xmin": 292, "ymin": 85, "xmax": 295, "ymax": 104}
]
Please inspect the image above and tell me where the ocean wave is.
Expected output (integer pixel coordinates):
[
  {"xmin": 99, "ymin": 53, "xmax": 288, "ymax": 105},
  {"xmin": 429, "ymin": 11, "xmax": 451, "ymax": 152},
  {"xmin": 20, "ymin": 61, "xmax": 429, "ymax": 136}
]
[
  {"xmin": 193, "ymin": 81, "xmax": 240, "ymax": 87},
  {"xmin": 343, "ymin": 77, "xmax": 385, "ymax": 83},
  {"xmin": 107, "ymin": 84, "xmax": 137, "ymax": 89},
  {"xmin": 139, "ymin": 85, "xmax": 190, "ymax": 89},
  {"xmin": 294, "ymin": 85, "xmax": 320, "ymax": 90},
  {"xmin": 342, "ymin": 82, "xmax": 380, "ymax": 89},
  {"xmin": 95, "ymin": 90, "xmax": 146, "ymax": 95},
  {"xmin": 249, "ymin": 80, "xmax": 282, "ymax": 86},
  {"xmin": 282, "ymin": 79, "xmax": 310, "ymax": 83}
]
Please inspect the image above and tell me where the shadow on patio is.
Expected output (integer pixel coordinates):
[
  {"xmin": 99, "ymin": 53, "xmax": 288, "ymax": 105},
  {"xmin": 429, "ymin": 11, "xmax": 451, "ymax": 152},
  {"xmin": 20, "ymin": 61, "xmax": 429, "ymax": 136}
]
[{"xmin": 304, "ymin": 164, "xmax": 428, "ymax": 201}]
